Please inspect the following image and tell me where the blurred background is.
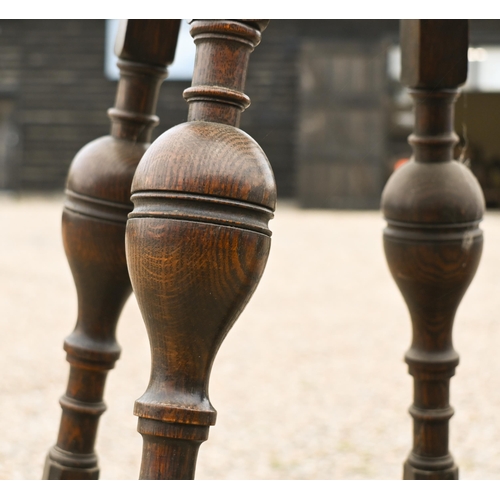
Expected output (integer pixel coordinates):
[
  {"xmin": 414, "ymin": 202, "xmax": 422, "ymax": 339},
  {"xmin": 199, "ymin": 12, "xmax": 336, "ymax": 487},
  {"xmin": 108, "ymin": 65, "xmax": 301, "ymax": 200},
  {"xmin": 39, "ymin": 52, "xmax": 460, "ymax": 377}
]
[
  {"xmin": 1, "ymin": 20, "xmax": 500, "ymax": 205},
  {"xmin": 2, "ymin": 19, "xmax": 500, "ymax": 481},
  {"xmin": 0, "ymin": 19, "xmax": 500, "ymax": 209}
]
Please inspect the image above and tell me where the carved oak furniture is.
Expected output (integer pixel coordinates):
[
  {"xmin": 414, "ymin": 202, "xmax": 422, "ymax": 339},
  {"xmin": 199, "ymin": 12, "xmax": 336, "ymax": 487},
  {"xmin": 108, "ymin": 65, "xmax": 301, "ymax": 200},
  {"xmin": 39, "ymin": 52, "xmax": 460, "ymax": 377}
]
[
  {"xmin": 41, "ymin": 18, "xmax": 487, "ymax": 481},
  {"xmin": 43, "ymin": 20, "xmax": 181, "ymax": 480},
  {"xmin": 382, "ymin": 20, "xmax": 485, "ymax": 479},
  {"xmin": 125, "ymin": 19, "xmax": 276, "ymax": 480}
]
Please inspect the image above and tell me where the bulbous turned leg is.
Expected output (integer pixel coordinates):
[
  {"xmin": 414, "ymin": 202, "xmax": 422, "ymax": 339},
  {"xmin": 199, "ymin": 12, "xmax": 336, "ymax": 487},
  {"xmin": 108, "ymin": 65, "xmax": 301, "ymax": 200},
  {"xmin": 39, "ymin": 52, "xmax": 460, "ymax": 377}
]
[
  {"xmin": 126, "ymin": 213, "xmax": 272, "ymax": 479},
  {"xmin": 125, "ymin": 19, "xmax": 275, "ymax": 479},
  {"xmin": 382, "ymin": 20, "xmax": 484, "ymax": 480},
  {"xmin": 43, "ymin": 19, "xmax": 180, "ymax": 479},
  {"xmin": 384, "ymin": 225, "xmax": 483, "ymax": 480},
  {"xmin": 44, "ymin": 210, "xmax": 131, "ymax": 479}
]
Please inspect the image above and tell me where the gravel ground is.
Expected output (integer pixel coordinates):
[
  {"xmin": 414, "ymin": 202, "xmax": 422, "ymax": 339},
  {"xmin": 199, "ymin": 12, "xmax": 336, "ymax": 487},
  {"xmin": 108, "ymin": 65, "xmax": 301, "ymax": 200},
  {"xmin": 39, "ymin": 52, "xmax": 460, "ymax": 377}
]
[{"xmin": 1, "ymin": 194, "xmax": 500, "ymax": 480}]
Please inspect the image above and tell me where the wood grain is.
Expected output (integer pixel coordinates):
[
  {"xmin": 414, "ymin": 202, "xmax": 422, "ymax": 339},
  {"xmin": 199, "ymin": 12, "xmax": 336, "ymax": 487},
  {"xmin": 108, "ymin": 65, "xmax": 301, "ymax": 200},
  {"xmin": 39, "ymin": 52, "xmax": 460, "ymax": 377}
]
[
  {"xmin": 125, "ymin": 19, "xmax": 276, "ymax": 480},
  {"xmin": 43, "ymin": 20, "xmax": 180, "ymax": 480},
  {"xmin": 381, "ymin": 20, "xmax": 485, "ymax": 480}
]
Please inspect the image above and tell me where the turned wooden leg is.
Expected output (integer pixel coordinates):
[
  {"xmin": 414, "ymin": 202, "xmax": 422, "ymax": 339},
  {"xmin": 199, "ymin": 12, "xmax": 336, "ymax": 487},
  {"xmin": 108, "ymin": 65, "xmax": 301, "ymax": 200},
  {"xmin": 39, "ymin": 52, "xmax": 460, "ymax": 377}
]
[
  {"xmin": 382, "ymin": 20, "xmax": 485, "ymax": 480},
  {"xmin": 125, "ymin": 20, "xmax": 276, "ymax": 480},
  {"xmin": 43, "ymin": 20, "xmax": 180, "ymax": 480}
]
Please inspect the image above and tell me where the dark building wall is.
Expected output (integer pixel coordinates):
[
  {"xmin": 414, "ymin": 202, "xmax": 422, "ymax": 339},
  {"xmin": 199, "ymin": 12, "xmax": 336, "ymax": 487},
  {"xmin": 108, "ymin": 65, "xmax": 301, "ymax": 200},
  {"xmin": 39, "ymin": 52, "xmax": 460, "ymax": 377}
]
[
  {"xmin": 0, "ymin": 20, "xmax": 115, "ymax": 188},
  {"xmin": 0, "ymin": 20, "xmax": 499, "ymax": 197},
  {"xmin": 0, "ymin": 20, "xmax": 187, "ymax": 191},
  {"xmin": 243, "ymin": 20, "xmax": 399, "ymax": 198},
  {"xmin": 0, "ymin": 20, "xmax": 400, "ymax": 196}
]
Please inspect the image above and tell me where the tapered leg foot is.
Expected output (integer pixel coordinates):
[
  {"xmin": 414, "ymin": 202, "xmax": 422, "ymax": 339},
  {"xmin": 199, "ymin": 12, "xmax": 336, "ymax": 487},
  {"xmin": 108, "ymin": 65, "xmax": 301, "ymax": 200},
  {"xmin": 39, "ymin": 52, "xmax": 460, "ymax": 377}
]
[
  {"xmin": 403, "ymin": 461, "xmax": 458, "ymax": 480},
  {"xmin": 43, "ymin": 446, "xmax": 99, "ymax": 480}
]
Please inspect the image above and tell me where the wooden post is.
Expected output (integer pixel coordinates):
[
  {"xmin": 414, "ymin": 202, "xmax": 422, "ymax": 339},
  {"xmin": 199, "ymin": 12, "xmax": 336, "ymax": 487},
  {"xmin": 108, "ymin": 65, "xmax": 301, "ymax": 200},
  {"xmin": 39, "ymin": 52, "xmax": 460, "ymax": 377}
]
[
  {"xmin": 381, "ymin": 20, "xmax": 485, "ymax": 479},
  {"xmin": 125, "ymin": 20, "xmax": 276, "ymax": 480},
  {"xmin": 43, "ymin": 20, "xmax": 180, "ymax": 480}
]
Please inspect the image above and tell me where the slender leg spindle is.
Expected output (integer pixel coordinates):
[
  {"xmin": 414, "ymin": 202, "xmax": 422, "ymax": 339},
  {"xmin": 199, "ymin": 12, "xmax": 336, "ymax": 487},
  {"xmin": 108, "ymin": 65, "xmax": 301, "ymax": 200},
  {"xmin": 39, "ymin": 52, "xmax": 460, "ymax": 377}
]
[
  {"xmin": 125, "ymin": 20, "xmax": 276, "ymax": 480},
  {"xmin": 43, "ymin": 20, "xmax": 181, "ymax": 480},
  {"xmin": 381, "ymin": 20, "xmax": 485, "ymax": 480}
]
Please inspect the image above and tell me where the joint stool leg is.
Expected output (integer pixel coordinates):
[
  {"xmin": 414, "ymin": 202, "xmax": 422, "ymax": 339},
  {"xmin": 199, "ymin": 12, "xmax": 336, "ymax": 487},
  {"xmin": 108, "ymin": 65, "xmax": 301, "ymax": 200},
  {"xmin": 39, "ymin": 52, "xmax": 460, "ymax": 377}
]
[
  {"xmin": 382, "ymin": 20, "xmax": 485, "ymax": 480},
  {"xmin": 126, "ymin": 20, "xmax": 276, "ymax": 480},
  {"xmin": 43, "ymin": 20, "xmax": 180, "ymax": 480}
]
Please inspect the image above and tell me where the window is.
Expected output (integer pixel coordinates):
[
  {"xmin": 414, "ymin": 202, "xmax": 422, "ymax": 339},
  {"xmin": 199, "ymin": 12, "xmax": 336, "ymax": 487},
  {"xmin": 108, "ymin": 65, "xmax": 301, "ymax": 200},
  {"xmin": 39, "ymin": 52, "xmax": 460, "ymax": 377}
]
[{"xmin": 104, "ymin": 19, "xmax": 196, "ymax": 81}]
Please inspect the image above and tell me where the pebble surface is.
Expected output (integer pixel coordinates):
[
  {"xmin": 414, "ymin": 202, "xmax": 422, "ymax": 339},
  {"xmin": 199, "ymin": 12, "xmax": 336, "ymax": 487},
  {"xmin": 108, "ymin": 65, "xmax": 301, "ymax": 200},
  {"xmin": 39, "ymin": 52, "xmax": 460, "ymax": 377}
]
[{"xmin": 1, "ymin": 194, "xmax": 500, "ymax": 480}]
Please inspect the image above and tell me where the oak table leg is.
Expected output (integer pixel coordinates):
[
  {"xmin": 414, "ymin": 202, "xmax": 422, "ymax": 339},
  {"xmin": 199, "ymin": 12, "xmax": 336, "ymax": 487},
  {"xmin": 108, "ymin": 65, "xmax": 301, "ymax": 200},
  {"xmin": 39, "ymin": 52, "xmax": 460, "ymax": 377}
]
[
  {"xmin": 125, "ymin": 20, "xmax": 276, "ymax": 480},
  {"xmin": 381, "ymin": 20, "xmax": 485, "ymax": 480},
  {"xmin": 43, "ymin": 20, "xmax": 180, "ymax": 480}
]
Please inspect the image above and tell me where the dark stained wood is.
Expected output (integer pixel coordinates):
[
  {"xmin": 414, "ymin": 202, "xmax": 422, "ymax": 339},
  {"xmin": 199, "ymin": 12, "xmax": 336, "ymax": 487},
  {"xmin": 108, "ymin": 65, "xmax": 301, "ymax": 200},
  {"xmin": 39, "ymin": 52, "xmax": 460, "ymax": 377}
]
[
  {"xmin": 400, "ymin": 20, "xmax": 468, "ymax": 90},
  {"xmin": 381, "ymin": 20, "xmax": 485, "ymax": 480},
  {"xmin": 125, "ymin": 19, "xmax": 276, "ymax": 480},
  {"xmin": 43, "ymin": 20, "xmax": 180, "ymax": 480}
]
